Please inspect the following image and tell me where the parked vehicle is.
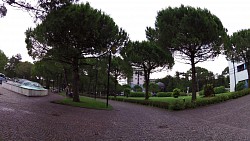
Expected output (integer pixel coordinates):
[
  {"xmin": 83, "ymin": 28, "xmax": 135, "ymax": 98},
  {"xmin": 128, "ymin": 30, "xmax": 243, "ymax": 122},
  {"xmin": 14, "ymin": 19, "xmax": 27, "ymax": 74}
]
[{"xmin": 0, "ymin": 73, "xmax": 6, "ymax": 84}]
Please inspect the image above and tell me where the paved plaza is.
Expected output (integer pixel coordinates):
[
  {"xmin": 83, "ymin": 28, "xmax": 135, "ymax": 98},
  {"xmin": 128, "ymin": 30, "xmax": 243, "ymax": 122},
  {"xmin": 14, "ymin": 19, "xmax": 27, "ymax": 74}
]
[{"xmin": 1, "ymin": 85, "xmax": 250, "ymax": 140}]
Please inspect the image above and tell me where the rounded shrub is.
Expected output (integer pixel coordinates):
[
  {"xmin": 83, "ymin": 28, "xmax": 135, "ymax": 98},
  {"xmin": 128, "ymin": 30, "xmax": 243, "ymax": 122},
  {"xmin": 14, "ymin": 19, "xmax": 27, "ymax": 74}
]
[
  {"xmin": 124, "ymin": 88, "xmax": 130, "ymax": 97},
  {"xmin": 236, "ymin": 81, "xmax": 245, "ymax": 91},
  {"xmin": 214, "ymin": 86, "xmax": 227, "ymax": 94},
  {"xmin": 173, "ymin": 88, "xmax": 181, "ymax": 98},
  {"xmin": 203, "ymin": 84, "xmax": 214, "ymax": 97},
  {"xmin": 133, "ymin": 85, "xmax": 142, "ymax": 92}
]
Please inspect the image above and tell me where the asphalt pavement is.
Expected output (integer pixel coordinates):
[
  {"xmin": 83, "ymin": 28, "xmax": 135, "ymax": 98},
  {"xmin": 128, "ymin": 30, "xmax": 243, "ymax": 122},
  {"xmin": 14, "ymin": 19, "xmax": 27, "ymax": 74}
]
[{"xmin": 1, "ymin": 85, "xmax": 250, "ymax": 141}]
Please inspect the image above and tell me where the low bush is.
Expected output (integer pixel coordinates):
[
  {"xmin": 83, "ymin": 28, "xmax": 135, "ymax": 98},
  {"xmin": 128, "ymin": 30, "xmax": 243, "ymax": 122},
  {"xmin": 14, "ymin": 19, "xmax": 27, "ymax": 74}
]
[
  {"xmin": 133, "ymin": 85, "xmax": 143, "ymax": 92},
  {"xmin": 203, "ymin": 84, "xmax": 215, "ymax": 97},
  {"xmin": 214, "ymin": 86, "xmax": 227, "ymax": 94},
  {"xmin": 180, "ymin": 92, "xmax": 187, "ymax": 96},
  {"xmin": 111, "ymin": 88, "xmax": 250, "ymax": 111},
  {"xmin": 129, "ymin": 92, "xmax": 145, "ymax": 97},
  {"xmin": 173, "ymin": 88, "xmax": 181, "ymax": 98},
  {"xmin": 124, "ymin": 88, "xmax": 131, "ymax": 97},
  {"xmin": 157, "ymin": 92, "xmax": 172, "ymax": 97},
  {"xmin": 199, "ymin": 90, "xmax": 204, "ymax": 96},
  {"xmin": 169, "ymin": 100, "xmax": 185, "ymax": 110},
  {"xmin": 110, "ymin": 97, "xmax": 169, "ymax": 109},
  {"xmin": 236, "ymin": 81, "xmax": 246, "ymax": 91}
]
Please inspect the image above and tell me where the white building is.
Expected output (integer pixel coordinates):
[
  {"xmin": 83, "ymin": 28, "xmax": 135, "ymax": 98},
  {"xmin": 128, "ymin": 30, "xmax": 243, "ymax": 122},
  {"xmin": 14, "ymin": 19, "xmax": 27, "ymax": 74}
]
[
  {"xmin": 128, "ymin": 68, "xmax": 144, "ymax": 88},
  {"xmin": 229, "ymin": 61, "xmax": 248, "ymax": 92}
]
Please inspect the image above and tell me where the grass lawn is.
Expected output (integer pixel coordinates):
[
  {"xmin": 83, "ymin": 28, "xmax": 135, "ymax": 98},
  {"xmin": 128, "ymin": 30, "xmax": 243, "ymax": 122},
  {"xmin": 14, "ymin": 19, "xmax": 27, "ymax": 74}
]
[
  {"xmin": 110, "ymin": 95, "xmax": 203, "ymax": 104},
  {"xmin": 53, "ymin": 92, "xmax": 112, "ymax": 110}
]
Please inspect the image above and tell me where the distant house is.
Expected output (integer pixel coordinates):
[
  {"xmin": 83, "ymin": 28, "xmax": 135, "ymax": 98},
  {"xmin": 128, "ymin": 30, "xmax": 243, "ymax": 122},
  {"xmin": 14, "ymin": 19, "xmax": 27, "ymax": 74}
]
[
  {"xmin": 128, "ymin": 67, "xmax": 144, "ymax": 88},
  {"xmin": 228, "ymin": 61, "xmax": 248, "ymax": 92}
]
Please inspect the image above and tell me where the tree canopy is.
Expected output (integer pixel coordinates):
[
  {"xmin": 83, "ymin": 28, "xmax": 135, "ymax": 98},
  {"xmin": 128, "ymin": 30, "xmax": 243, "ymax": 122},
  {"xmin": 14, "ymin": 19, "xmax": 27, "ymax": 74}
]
[
  {"xmin": 150, "ymin": 5, "xmax": 228, "ymax": 101},
  {"xmin": 1, "ymin": 0, "xmax": 78, "ymax": 19},
  {"xmin": 122, "ymin": 41, "xmax": 174, "ymax": 99},
  {"xmin": 0, "ymin": 49, "xmax": 8, "ymax": 73},
  {"xmin": 25, "ymin": 3, "xmax": 128, "ymax": 102},
  {"xmin": 225, "ymin": 29, "xmax": 250, "ymax": 88}
]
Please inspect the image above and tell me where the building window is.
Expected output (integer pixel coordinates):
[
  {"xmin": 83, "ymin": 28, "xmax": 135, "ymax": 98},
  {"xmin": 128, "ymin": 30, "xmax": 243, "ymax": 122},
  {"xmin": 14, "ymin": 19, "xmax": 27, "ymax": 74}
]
[{"xmin": 237, "ymin": 64, "xmax": 245, "ymax": 72}]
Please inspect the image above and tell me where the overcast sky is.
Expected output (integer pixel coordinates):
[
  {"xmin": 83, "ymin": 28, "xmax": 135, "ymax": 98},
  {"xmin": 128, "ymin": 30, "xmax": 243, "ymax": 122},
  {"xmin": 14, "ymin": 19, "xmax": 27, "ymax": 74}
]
[{"xmin": 0, "ymin": 0, "xmax": 250, "ymax": 79}]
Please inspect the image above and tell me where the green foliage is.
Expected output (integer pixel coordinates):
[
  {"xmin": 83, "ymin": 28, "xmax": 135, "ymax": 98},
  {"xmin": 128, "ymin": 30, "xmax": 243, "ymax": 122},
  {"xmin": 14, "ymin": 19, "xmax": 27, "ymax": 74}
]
[
  {"xmin": 214, "ymin": 86, "xmax": 227, "ymax": 94},
  {"xmin": 179, "ymin": 92, "xmax": 187, "ymax": 96},
  {"xmin": 26, "ymin": 3, "xmax": 128, "ymax": 102},
  {"xmin": 124, "ymin": 88, "xmax": 131, "ymax": 97},
  {"xmin": 15, "ymin": 61, "xmax": 33, "ymax": 80},
  {"xmin": 225, "ymin": 29, "xmax": 250, "ymax": 88},
  {"xmin": 122, "ymin": 41, "xmax": 174, "ymax": 100},
  {"xmin": 122, "ymin": 84, "xmax": 131, "ymax": 89},
  {"xmin": 169, "ymin": 100, "xmax": 185, "ymax": 110},
  {"xmin": 236, "ymin": 81, "xmax": 246, "ymax": 91},
  {"xmin": 111, "ymin": 89, "xmax": 250, "ymax": 111},
  {"xmin": 157, "ymin": 92, "xmax": 172, "ymax": 97},
  {"xmin": 203, "ymin": 84, "xmax": 215, "ymax": 97},
  {"xmin": 152, "ymin": 5, "xmax": 227, "ymax": 101},
  {"xmin": 129, "ymin": 92, "xmax": 145, "ymax": 97},
  {"xmin": 133, "ymin": 85, "xmax": 142, "ymax": 92},
  {"xmin": 5, "ymin": 54, "xmax": 22, "ymax": 78},
  {"xmin": 199, "ymin": 90, "xmax": 204, "ymax": 96},
  {"xmin": 173, "ymin": 88, "xmax": 181, "ymax": 98},
  {"xmin": 0, "ymin": 49, "xmax": 8, "ymax": 73},
  {"xmin": 149, "ymin": 83, "xmax": 160, "ymax": 93},
  {"xmin": 110, "ymin": 97, "xmax": 169, "ymax": 109}
]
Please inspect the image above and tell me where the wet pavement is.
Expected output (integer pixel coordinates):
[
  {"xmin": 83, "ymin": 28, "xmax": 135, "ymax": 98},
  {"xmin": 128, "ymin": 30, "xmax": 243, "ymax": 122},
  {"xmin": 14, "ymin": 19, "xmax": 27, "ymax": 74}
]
[{"xmin": 1, "ymin": 85, "xmax": 250, "ymax": 140}]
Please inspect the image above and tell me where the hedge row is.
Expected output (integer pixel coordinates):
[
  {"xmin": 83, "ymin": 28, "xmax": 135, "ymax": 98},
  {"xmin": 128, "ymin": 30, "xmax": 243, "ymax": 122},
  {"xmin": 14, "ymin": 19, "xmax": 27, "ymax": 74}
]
[
  {"xmin": 112, "ymin": 88, "xmax": 250, "ymax": 111},
  {"xmin": 157, "ymin": 92, "xmax": 187, "ymax": 97},
  {"xmin": 169, "ymin": 88, "xmax": 250, "ymax": 110},
  {"xmin": 199, "ymin": 86, "xmax": 228, "ymax": 95},
  {"xmin": 129, "ymin": 92, "xmax": 145, "ymax": 97},
  {"xmin": 109, "ymin": 97, "xmax": 169, "ymax": 109}
]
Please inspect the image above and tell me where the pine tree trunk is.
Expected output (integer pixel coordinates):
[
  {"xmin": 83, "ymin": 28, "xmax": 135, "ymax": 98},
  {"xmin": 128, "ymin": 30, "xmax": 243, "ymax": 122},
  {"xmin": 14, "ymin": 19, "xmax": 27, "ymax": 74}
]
[
  {"xmin": 191, "ymin": 57, "xmax": 197, "ymax": 102},
  {"xmin": 144, "ymin": 70, "xmax": 150, "ymax": 100},
  {"xmin": 72, "ymin": 58, "xmax": 80, "ymax": 102}
]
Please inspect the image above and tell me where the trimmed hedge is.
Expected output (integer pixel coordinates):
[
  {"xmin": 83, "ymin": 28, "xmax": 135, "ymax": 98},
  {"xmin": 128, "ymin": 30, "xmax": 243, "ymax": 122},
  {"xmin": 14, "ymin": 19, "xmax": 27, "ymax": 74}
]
[
  {"xmin": 180, "ymin": 92, "xmax": 187, "ymax": 96},
  {"xmin": 129, "ymin": 92, "xmax": 145, "ymax": 97},
  {"xmin": 173, "ymin": 88, "xmax": 181, "ymax": 98},
  {"xmin": 110, "ymin": 88, "xmax": 250, "ymax": 111},
  {"xmin": 172, "ymin": 89, "xmax": 250, "ymax": 110},
  {"xmin": 109, "ymin": 97, "xmax": 169, "ymax": 109},
  {"xmin": 157, "ymin": 92, "xmax": 172, "ymax": 97},
  {"xmin": 236, "ymin": 81, "xmax": 245, "ymax": 91}
]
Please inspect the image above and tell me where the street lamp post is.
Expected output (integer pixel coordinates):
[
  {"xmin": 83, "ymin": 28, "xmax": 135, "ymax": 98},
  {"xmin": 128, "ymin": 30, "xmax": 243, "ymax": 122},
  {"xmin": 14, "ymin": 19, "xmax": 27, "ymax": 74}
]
[
  {"xmin": 94, "ymin": 58, "xmax": 99, "ymax": 99},
  {"xmin": 106, "ymin": 50, "xmax": 112, "ymax": 108}
]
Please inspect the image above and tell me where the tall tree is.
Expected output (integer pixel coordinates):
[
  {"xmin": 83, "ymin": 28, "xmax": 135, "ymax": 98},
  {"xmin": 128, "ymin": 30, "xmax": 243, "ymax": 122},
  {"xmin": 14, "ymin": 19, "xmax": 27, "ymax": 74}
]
[
  {"xmin": 25, "ymin": 3, "xmax": 128, "ymax": 102},
  {"xmin": 187, "ymin": 67, "xmax": 214, "ymax": 91},
  {"xmin": 5, "ymin": 54, "xmax": 22, "ymax": 78},
  {"xmin": 0, "ymin": 49, "xmax": 8, "ymax": 73},
  {"xmin": 122, "ymin": 41, "xmax": 174, "ymax": 100},
  {"xmin": 32, "ymin": 59, "xmax": 64, "ymax": 88},
  {"xmin": 1, "ymin": 0, "xmax": 77, "ymax": 19},
  {"xmin": 15, "ymin": 61, "xmax": 33, "ymax": 79},
  {"xmin": 110, "ymin": 56, "xmax": 132, "ymax": 97},
  {"xmin": 225, "ymin": 29, "xmax": 250, "ymax": 88},
  {"xmin": 150, "ymin": 5, "xmax": 228, "ymax": 101}
]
